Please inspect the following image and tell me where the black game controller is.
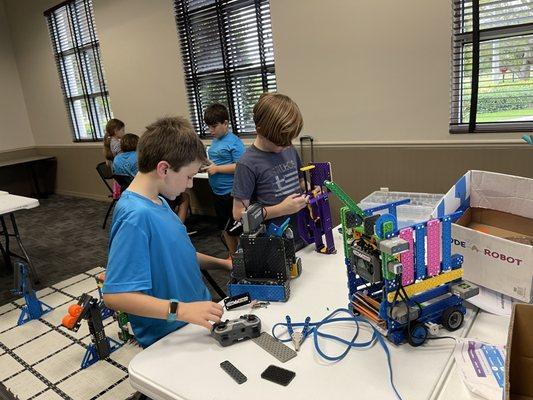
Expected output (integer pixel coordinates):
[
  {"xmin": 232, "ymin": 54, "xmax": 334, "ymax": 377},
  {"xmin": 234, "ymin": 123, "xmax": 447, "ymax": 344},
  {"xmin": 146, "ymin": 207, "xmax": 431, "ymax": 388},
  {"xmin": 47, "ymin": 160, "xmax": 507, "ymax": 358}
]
[{"xmin": 211, "ymin": 314, "xmax": 261, "ymax": 347}]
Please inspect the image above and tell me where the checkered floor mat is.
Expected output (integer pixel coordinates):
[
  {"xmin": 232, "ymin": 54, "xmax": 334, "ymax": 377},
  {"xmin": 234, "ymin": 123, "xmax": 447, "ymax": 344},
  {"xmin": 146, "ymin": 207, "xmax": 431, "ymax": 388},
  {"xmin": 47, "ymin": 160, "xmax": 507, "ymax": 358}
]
[{"xmin": 0, "ymin": 267, "xmax": 142, "ymax": 400}]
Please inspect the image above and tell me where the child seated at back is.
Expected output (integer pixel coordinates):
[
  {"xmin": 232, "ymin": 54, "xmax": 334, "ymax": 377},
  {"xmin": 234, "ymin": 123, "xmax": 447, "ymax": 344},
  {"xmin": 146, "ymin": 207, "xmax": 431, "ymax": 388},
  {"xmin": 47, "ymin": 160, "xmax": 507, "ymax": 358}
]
[
  {"xmin": 103, "ymin": 116, "xmax": 231, "ymax": 348},
  {"xmin": 232, "ymin": 93, "xmax": 308, "ymax": 246},
  {"xmin": 103, "ymin": 118, "xmax": 125, "ymax": 166},
  {"xmin": 203, "ymin": 103, "xmax": 246, "ymax": 256},
  {"xmin": 112, "ymin": 133, "xmax": 139, "ymax": 178}
]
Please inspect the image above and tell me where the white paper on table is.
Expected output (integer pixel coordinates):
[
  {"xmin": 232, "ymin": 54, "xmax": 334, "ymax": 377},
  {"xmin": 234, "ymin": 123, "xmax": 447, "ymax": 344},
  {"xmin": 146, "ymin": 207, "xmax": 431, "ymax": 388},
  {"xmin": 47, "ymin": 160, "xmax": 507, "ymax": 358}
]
[
  {"xmin": 453, "ymin": 338, "xmax": 505, "ymax": 400},
  {"xmin": 466, "ymin": 285, "xmax": 521, "ymax": 316}
]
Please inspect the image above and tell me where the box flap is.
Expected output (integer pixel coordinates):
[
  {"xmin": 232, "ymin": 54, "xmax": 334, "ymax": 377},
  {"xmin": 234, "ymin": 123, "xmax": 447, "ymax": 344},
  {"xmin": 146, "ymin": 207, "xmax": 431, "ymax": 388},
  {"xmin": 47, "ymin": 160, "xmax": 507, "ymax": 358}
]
[
  {"xmin": 432, "ymin": 171, "xmax": 533, "ymax": 220},
  {"xmin": 470, "ymin": 171, "xmax": 533, "ymax": 220},
  {"xmin": 432, "ymin": 171, "xmax": 471, "ymax": 218}
]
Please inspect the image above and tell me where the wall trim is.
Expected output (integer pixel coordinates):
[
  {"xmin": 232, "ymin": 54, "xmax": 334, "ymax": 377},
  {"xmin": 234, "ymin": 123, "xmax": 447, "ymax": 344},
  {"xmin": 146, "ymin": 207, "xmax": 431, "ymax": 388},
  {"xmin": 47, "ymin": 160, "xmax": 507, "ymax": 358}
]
[
  {"xmin": 36, "ymin": 143, "xmax": 102, "ymax": 149},
  {"xmin": 36, "ymin": 139, "xmax": 526, "ymax": 150},
  {"xmin": 310, "ymin": 139, "xmax": 526, "ymax": 148},
  {"xmin": 0, "ymin": 146, "xmax": 36, "ymax": 154}
]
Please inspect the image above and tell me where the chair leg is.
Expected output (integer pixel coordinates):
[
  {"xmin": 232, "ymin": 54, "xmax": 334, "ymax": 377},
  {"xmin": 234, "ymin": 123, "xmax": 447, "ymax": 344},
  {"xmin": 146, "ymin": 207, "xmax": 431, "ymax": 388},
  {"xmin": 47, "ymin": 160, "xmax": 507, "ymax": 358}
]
[
  {"xmin": 103, "ymin": 199, "xmax": 117, "ymax": 230},
  {"xmin": 201, "ymin": 269, "xmax": 227, "ymax": 299}
]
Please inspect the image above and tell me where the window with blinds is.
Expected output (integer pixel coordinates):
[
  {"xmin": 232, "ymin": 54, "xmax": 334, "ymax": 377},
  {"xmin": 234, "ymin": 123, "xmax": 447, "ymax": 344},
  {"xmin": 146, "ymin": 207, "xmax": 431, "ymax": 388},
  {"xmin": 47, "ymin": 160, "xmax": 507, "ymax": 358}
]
[
  {"xmin": 174, "ymin": 0, "xmax": 277, "ymax": 137},
  {"xmin": 44, "ymin": 0, "xmax": 112, "ymax": 141},
  {"xmin": 450, "ymin": 0, "xmax": 533, "ymax": 133}
]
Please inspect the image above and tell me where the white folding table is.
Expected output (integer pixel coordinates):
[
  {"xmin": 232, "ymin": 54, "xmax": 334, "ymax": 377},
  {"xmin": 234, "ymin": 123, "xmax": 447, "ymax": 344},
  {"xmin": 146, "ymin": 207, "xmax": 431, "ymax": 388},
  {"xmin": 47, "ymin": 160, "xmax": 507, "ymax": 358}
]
[
  {"xmin": 0, "ymin": 193, "xmax": 40, "ymax": 282},
  {"xmin": 129, "ymin": 229, "xmax": 480, "ymax": 400}
]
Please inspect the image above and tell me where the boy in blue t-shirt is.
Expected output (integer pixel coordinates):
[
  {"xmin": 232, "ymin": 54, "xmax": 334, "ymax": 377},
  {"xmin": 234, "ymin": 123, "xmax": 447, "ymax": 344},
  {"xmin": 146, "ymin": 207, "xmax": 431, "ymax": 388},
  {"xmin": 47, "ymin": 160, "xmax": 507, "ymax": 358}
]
[
  {"xmin": 103, "ymin": 117, "xmax": 231, "ymax": 348},
  {"xmin": 232, "ymin": 93, "xmax": 308, "ymax": 247},
  {"xmin": 203, "ymin": 103, "xmax": 245, "ymax": 256},
  {"xmin": 112, "ymin": 133, "xmax": 139, "ymax": 178}
]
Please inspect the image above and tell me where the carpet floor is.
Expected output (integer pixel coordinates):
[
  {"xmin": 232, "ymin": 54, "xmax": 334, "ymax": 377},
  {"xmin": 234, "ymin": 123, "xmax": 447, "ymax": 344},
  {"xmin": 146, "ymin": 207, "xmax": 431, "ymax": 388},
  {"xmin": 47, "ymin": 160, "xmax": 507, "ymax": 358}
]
[{"xmin": 0, "ymin": 194, "xmax": 229, "ymax": 306}]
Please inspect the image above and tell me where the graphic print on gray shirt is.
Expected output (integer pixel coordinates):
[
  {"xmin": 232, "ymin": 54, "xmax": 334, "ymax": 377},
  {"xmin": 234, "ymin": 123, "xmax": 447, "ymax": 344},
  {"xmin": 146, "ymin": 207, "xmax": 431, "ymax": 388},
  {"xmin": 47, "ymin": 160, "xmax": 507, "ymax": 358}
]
[{"xmin": 232, "ymin": 145, "xmax": 302, "ymax": 207}]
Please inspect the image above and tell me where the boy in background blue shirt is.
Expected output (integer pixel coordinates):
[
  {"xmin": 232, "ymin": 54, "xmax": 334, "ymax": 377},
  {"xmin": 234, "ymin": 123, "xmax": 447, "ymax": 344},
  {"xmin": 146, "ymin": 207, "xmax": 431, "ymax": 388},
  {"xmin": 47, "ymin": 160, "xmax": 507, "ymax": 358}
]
[
  {"xmin": 204, "ymin": 104, "xmax": 245, "ymax": 256},
  {"xmin": 112, "ymin": 133, "xmax": 139, "ymax": 178},
  {"xmin": 103, "ymin": 117, "xmax": 231, "ymax": 348}
]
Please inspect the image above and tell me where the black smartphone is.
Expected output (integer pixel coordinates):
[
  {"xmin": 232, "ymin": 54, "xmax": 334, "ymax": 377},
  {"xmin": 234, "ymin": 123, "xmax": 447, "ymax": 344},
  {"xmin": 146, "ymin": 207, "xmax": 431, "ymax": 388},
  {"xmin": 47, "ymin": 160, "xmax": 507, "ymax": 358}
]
[{"xmin": 260, "ymin": 365, "xmax": 296, "ymax": 386}]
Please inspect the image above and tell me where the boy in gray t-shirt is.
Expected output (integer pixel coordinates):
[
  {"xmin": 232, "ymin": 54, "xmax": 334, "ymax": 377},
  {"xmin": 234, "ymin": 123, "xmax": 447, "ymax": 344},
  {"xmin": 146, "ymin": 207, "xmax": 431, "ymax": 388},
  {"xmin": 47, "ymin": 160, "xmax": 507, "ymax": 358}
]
[{"xmin": 232, "ymin": 93, "xmax": 309, "ymax": 238}]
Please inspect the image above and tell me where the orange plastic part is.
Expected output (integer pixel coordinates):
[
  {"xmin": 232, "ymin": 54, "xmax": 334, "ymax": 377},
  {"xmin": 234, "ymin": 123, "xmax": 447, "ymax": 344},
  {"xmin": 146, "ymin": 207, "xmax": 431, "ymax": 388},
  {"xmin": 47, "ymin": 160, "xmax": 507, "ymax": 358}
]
[
  {"xmin": 68, "ymin": 304, "xmax": 83, "ymax": 318},
  {"xmin": 62, "ymin": 314, "xmax": 77, "ymax": 329}
]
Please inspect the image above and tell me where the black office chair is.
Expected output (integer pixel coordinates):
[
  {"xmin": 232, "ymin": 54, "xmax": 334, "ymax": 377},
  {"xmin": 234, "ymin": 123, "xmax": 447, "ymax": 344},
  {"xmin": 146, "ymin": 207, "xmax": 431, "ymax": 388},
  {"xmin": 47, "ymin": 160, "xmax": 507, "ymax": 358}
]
[
  {"xmin": 112, "ymin": 174, "xmax": 133, "ymax": 193},
  {"xmin": 96, "ymin": 162, "xmax": 116, "ymax": 229},
  {"xmin": 96, "ymin": 163, "xmax": 133, "ymax": 230},
  {"xmin": 99, "ymin": 174, "xmax": 133, "ymax": 229}
]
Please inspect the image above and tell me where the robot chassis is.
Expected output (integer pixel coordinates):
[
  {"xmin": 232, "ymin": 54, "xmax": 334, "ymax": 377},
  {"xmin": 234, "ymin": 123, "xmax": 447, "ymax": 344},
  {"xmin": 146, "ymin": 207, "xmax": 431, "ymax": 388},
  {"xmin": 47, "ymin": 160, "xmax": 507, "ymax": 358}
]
[{"xmin": 324, "ymin": 180, "xmax": 479, "ymax": 346}]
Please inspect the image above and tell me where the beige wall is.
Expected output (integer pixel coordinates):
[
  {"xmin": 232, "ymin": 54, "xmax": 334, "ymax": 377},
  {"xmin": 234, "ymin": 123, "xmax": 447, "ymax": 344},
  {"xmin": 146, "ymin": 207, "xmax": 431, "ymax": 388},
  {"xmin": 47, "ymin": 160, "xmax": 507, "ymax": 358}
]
[
  {"xmin": 3, "ymin": 0, "xmax": 72, "ymax": 147},
  {"xmin": 1, "ymin": 0, "xmax": 530, "ymax": 204},
  {"xmin": 4, "ymin": 0, "xmax": 529, "ymax": 146},
  {"xmin": 0, "ymin": 0, "xmax": 34, "ymax": 152},
  {"xmin": 4, "ymin": 0, "xmax": 190, "ymax": 145},
  {"xmin": 94, "ymin": 0, "xmax": 189, "ymax": 135},
  {"xmin": 270, "ymin": 0, "xmax": 525, "ymax": 143}
]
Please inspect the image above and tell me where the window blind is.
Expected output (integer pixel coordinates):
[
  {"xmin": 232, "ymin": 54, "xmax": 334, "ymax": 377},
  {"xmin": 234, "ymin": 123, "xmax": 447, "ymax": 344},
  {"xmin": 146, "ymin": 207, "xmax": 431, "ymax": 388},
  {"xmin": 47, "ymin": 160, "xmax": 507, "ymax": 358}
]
[
  {"xmin": 450, "ymin": 0, "xmax": 533, "ymax": 133},
  {"xmin": 174, "ymin": 0, "xmax": 277, "ymax": 137},
  {"xmin": 44, "ymin": 0, "xmax": 112, "ymax": 141}
]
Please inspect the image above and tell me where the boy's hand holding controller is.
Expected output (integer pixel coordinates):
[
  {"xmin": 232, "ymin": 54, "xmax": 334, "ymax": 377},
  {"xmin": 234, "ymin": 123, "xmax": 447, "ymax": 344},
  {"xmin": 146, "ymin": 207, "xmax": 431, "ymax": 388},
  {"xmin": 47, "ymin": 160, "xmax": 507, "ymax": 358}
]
[
  {"xmin": 178, "ymin": 301, "xmax": 224, "ymax": 330},
  {"xmin": 279, "ymin": 193, "xmax": 309, "ymax": 215}
]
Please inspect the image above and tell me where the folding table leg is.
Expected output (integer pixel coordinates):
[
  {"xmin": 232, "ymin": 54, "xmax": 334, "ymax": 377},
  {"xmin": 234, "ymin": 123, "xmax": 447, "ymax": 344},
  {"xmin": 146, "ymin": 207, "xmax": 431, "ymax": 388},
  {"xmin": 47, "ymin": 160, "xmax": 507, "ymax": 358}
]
[
  {"xmin": 0, "ymin": 216, "xmax": 13, "ymax": 273},
  {"xmin": 0, "ymin": 241, "xmax": 11, "ymax": 274},
  {"xmin": 9, "ymin": 213, "xmax": 40, "ymax": 284}
]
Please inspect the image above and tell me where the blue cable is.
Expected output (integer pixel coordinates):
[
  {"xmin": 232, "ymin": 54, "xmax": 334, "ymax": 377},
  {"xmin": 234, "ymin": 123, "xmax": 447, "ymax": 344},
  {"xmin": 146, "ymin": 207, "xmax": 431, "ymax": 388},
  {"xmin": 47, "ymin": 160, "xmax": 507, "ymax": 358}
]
[
  {"xmin": 272, "ymin": 308, "xmax": 403, "ymax": 400},
  {"xmin": 285, "ymin": 315, "xmax": 294, "ymax": 336}
]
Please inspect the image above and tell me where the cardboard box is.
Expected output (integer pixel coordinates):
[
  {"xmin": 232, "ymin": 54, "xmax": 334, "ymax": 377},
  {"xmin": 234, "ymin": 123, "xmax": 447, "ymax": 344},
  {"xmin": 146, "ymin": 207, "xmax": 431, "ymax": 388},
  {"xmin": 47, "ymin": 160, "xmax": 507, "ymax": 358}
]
[
  {"xmin": 505, "ymin": 303, "xmax": 533, "ymax": 400},
  {"xmin": 432, "ymin": 171, "xmax": 533, "ymax": 302}
]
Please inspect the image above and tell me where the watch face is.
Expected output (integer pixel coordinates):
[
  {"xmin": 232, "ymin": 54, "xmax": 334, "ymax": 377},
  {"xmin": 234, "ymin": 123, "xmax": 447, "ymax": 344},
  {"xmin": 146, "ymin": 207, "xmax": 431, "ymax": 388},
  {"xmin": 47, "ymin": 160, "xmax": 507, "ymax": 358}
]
[{"xmin": 170, "ymin": 301, "xmax": 178, "ymax": 314}]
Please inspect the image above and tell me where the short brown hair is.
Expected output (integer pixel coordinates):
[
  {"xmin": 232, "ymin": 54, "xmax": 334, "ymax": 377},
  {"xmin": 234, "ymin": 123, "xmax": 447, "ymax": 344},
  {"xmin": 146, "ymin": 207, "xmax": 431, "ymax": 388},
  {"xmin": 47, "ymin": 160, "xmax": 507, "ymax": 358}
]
[
  {"xmin": 253, "ymin": 93, "xmax": 303, "ymax": 147},
  {"xmin": 204, "ymin": 103, "xmax": 229, "ymax": 126},
  {"xmin": 137, "ymin": 117, "xmax": 207, "ymax": 173},
  {"xmin": 120, "ymin": 133, "xmax": 139, "ymax": 152}
]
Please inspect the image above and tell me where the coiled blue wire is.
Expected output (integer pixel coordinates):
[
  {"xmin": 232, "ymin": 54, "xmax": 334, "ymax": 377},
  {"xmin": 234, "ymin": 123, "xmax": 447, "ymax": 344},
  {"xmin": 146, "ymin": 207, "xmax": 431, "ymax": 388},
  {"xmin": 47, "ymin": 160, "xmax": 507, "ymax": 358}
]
[{"xmin": 272, "ymin": 307, "xmax": 403, "ymax": 400}]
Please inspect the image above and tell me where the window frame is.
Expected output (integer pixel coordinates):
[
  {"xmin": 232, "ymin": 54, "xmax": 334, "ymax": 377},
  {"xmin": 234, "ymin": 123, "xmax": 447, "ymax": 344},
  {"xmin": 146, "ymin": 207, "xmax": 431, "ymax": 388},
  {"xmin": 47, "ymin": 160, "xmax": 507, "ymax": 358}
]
[
  {"xmin": 450, "ymin": 0, "xmax": 533, "ymax": 134},
  {"xmin": 174, "ymin": 0, "xmax": 277, "ymax": 138},
  {"xmin": 44, "ymin": 0, "xmax": 112, "ymax": 142}
]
